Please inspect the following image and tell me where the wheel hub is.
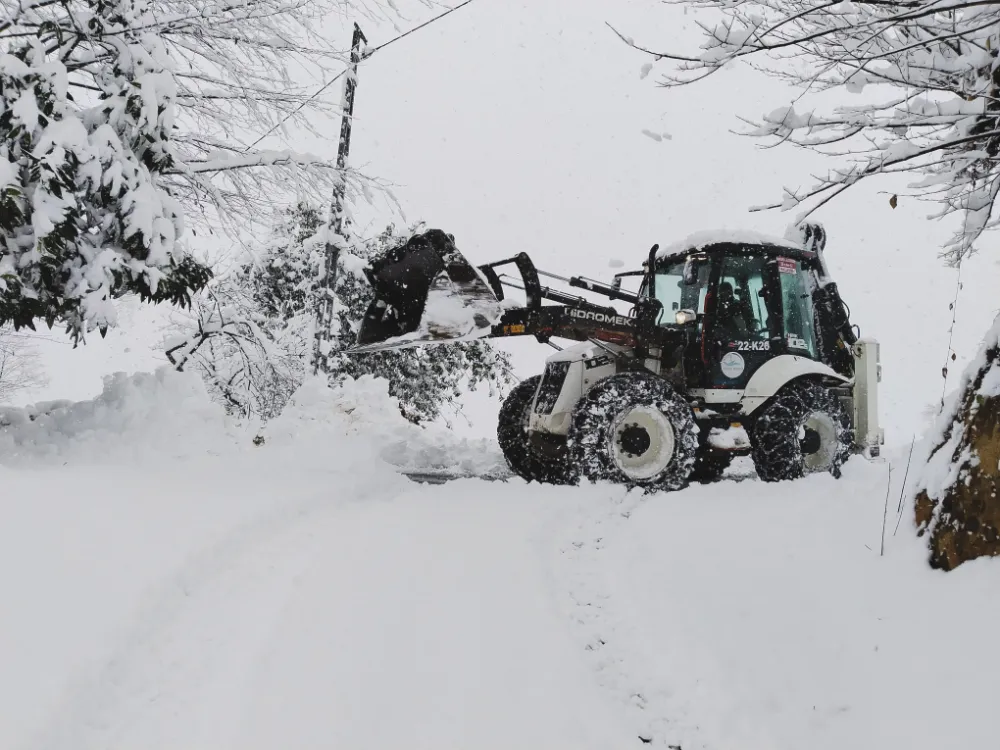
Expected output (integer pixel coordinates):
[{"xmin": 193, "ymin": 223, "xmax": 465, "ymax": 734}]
[
  {"xmin": 618, "ymin": 423, "xmax": 651, "ymax": 457},
  {"xmin": 610, "ymin": 406, "xmax": 677, "ymax": 481},
  {"xmin": 800, "ymin": 427, "xmax": 822, "ymax": 455},
  {"xmin": 800, "ymin": 411, "xmax": 839, "ymax": 473}
]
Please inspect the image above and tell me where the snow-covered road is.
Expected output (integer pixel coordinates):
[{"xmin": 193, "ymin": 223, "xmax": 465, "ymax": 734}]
[
  {"xmin": 7, "ymin": 458, "xmax": 999, "ymax": 750},
  {"xmin": 3, "ymin": 373, "xmax": 999, "ymax": 750},
  {"xmin": 2, "ymin": 463, "xmax": 632, "ymax": 750}
]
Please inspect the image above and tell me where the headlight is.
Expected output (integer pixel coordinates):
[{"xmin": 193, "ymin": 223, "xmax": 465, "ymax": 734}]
[{"xmin": 675, "ymin": 309, "xmax": 697, "ymax": 325}]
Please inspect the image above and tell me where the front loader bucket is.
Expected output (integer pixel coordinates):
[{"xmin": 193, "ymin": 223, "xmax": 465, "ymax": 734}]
[{"xmin": 351, "ymin": 229, "xmax": 503, "ymax": 353}]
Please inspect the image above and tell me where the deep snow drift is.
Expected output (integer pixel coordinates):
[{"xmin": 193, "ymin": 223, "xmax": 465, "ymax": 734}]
[
  {"xmin": 2, "ymin": 370, "xmax": 998, "ymax": 750},
  {"xmin": 0, "ymin": 369, "xmax": 507, "ymax": 477}
]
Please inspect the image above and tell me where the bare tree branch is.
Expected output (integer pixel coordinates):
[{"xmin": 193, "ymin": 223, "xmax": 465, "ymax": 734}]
[
  {"xmin": 0, "ymin": 327, "xmax": 48, "ymax": 403},
  {"xmin": 634, "ymin": 0, "xmax": 1000, "ymax": 260}
]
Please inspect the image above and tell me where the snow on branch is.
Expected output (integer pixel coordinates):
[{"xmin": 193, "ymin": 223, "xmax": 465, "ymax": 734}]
[
  {"xmin": 637, "ymin": 0, "xmax": 1000, "ymax": 260},
  {"xmin": 163, "ymin": 280, "xmax": 302, "ymax": 419},
  {"xmin": 0, "ymin": 0, "xmax": 402, "ymax": 340},
  {"xmin": 1, "ymin": 0, "xmax": 397, "ymax": 221}
]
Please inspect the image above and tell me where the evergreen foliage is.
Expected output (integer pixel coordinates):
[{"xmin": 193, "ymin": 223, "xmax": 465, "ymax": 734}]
[{"xmin": 1, "ymin": 0, "xmax": 385, "ymax": 340}]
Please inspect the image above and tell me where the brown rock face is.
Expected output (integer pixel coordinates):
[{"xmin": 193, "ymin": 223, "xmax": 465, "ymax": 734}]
[{"xmin": 915, "ymin": 343, "xmax": 1000, "ymax": 571}]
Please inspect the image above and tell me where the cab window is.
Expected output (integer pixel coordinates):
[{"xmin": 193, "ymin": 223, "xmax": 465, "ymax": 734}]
[
  {"xmin": 778, "ymin": 257, "xmax": 818, "ymax": 357},
  {"xmin": 716, "ymin": 255, "xmax": 771, "ymax": 341}
]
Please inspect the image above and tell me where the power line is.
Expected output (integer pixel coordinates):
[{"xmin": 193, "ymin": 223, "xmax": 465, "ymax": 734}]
[
  {"xmin": 244, "ymin": 71, "xmax": 347, "ymax": 152},
  {"xmin": 370, "ymin": 0, "xmax": 477, "ymax": 55},
  {"xmin": 243, "ymin": 0, "xmax": 479, "ymax": 152}
]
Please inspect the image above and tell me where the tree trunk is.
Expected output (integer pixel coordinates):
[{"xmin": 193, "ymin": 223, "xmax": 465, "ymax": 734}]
[{"xmin": 914, "ymin": 316, "xmax": 1000, "ymax": 571}]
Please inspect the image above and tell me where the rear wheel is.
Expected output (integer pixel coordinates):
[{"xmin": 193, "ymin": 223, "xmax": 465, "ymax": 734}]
[
  {"xmin": 497, "ymin": 376, "xmax": 573, "ymax": 484},
  {"xmin": 751, "ymin": 380, "xmax": 852, "ymax": 482},
  {"xmin": 567, "ymin": 372, "xmax": 698, "ymax": 491}
]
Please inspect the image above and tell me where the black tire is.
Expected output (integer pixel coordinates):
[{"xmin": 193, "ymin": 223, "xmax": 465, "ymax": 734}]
[
  {"xmin": 497, "ymin": 376, "xmax": 574, "ymax": 484},
  {"xmin": 751, "ymin": 379, "xmax": 852, "ymax": 483},
  {"xmin": 689, "ymin": 451, "xmax": 733, "ymax": 484},
  {"xmin": 567, "ymin": 372, "xmax": 698, "ymax": 491}
]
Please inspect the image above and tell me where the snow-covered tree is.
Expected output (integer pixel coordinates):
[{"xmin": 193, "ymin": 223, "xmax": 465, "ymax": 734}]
[
  {"xmin": 640, "ymin": 1, "xmax": 1000, "ymax": 566},
  {"xmin": 168, "ymin": 204, "xmax": 515, "ymax": 424},
  {"xmin": 163, "ymin": 280, "xmax": 300, "ymax": 420},
  {"xmin": 0, "ymin": 0, "xmax": 392, "ymax": 341}
]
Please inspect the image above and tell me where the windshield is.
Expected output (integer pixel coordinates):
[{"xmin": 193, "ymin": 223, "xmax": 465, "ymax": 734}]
[
  {"xmin": 717, "ymin": 255, "xmax": 772, "ymax": 342},
  {"xmin": 643, "ymin": 258, "xmax": 710, "ymax": 326}
]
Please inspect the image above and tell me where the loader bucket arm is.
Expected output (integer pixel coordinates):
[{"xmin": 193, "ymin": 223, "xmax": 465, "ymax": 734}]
[
  {"xmin": 350, "ymin": 229, "xmax": 672, "ymax": 355},
  {"xmin": 491, "ymin": 305, "xmax": 655, "ymax": 348}
]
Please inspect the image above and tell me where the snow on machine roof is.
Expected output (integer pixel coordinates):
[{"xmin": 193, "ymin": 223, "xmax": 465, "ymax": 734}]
[{"xmin": 654, "ymin": 229, "xmax": 813, "ymax": 265}]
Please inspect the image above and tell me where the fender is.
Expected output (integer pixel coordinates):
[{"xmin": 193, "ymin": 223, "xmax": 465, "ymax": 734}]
[{"xmin": 740, "ymin": 355, "xmax": 849, "ymax": 416}]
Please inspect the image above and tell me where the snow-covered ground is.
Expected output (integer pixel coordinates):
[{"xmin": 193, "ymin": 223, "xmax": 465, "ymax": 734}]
[{"xmin": 3, "ymin": 371, "xmax": 998, "ymax": 750}]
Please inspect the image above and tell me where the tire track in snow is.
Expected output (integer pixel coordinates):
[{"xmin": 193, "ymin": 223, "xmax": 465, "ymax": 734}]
[
  {"xmin": 22, "ymin": 471, "xmax": 398, "ymax": 750},
  {"xmin": 233, "ymin": 483, "xmax": 633, "ymax": 749},
  {"xmin": 548, "ymin": 487, "xmax": 708, "ymax": 750}
]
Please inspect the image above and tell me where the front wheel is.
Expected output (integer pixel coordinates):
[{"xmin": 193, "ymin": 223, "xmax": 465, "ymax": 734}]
[
  {"xmin": 567, "ymin": 372, "xmax": 698, "ymax": 491},
  {"xmin": 751, "ymin": 380, "xmax": 852, "ymax": 482}
]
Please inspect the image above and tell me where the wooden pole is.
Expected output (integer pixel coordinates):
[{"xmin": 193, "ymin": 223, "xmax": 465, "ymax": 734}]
[{"xmin": 313, "ymin": 22, "xmax": 367, "ymax": 375}]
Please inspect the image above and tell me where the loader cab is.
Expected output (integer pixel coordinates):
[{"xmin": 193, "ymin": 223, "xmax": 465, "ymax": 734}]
[{"xmin": 640, "ymin": 241, "xmax": 822, "ymax": 390}]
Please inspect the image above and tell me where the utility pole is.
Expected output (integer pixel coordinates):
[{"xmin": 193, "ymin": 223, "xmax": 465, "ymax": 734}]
[{"xmin": 313, "ymin": 22, "xmax": 367, "ymax": 375}]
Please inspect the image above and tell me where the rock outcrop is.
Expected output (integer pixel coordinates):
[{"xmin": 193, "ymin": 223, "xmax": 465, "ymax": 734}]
[{"xmin": 915, "ymin": 319, "xmax": 1000, "ymax": 571}]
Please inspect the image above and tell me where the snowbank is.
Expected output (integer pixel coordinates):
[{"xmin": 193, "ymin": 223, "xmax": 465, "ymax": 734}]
[
  {"xmin": 261, "ymin": 374, "xmax": 508, "ymax": 478},
  {"xmin": 0, "ymin": 366, "xmax": 507, "ymax": 478},
  {"xmin": 262, "ymin": 373, "xmax": 407, "ymax": 447},
  {"xmin": 0, "ymin": 368, "xmax": 240, "ymax": 466}
]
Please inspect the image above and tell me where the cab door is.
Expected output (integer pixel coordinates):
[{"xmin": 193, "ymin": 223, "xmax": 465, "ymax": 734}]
[{"xmin": 702, "ymin": 253, "xmax": 781, "ymax": 389}]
